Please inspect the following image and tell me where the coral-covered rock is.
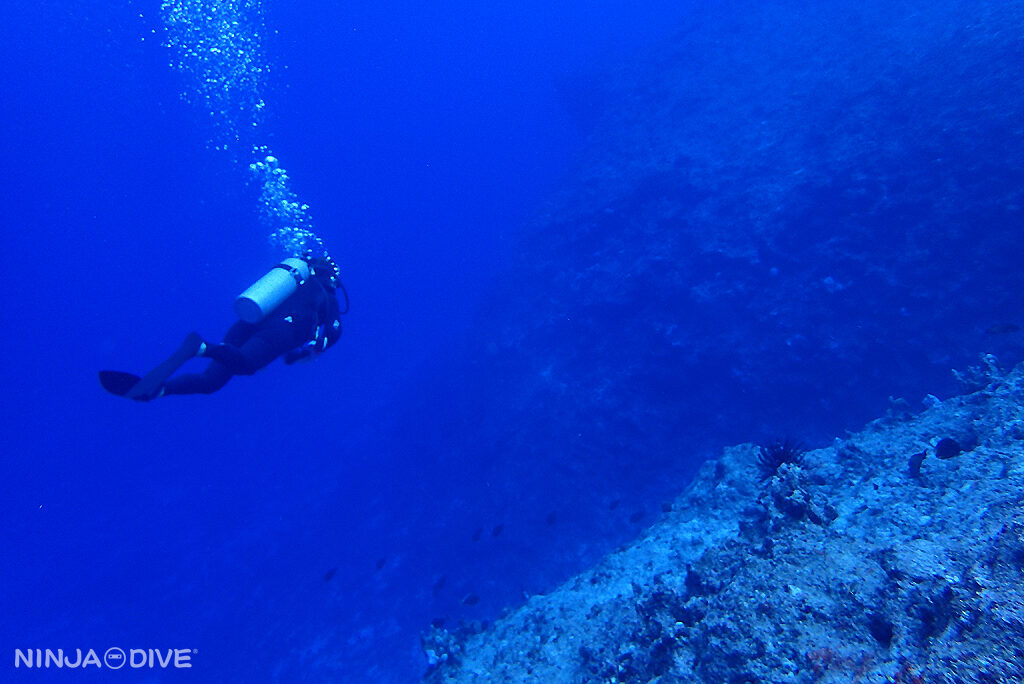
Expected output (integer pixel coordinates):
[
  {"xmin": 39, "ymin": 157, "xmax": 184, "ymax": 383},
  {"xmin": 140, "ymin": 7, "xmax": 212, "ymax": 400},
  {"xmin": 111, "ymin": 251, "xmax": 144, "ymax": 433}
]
[{"xmin": 423, "ymin": 364, "xmax": 1024, "ymax": 682}]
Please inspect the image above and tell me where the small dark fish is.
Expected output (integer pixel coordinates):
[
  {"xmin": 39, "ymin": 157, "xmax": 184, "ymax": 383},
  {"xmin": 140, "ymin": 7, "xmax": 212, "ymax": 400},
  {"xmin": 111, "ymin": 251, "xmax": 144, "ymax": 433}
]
[
  {"xmin": 629, "ymin": 511, "xmax": 644, "ymax": 524},
  {"xmin": 545, "ymin": 511, "xmax": 558, "ymax": 526},
  {"xmin": 471, "ymin": 528, "xmax": 482, "ymax": 542},
  {"xmin": 375, "ymin": 558, "xmax": 386, "ymax": 571},
  {"xmin": 432, "ymin": 575, "xmax": 447, "ymax": 596},
  {"xmin": 661, "ymin": 502, "xmax": 673, "ymax": 513},
  {"xmin": 908, "ymin": 451, "xmax": 927, "ymax": 478},
  {"xmin": 985, "ymin": 323, "xmax": 1021, "ymax": 335},
  {"xmin": 323, "ymin": 568, "xmax": 337, "ymax": 582},
  {"xmin": 935, "ymin": 438, "xmax": 962, "ymax": 460},
  {"xmin": 492, "ymin": 524, "xmax": 504, "ymax": 538},
  {"xmin": 430, "ymin": 617, "xmax": 447, "ymax": 629},
  {"xmin": 608, "ymin": 499, "xmax": 621, "ymax": 511},
  {"xmin": 461, "ymin": 593, "xmax": 480, "ymax": 606}
]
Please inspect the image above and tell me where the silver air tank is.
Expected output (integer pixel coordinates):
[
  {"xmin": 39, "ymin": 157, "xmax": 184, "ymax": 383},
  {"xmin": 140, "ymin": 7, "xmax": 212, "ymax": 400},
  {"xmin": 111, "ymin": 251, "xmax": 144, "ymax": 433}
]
[{"xmin": 234, "ymin": 257, "xmax": 310, "ymax": 323}]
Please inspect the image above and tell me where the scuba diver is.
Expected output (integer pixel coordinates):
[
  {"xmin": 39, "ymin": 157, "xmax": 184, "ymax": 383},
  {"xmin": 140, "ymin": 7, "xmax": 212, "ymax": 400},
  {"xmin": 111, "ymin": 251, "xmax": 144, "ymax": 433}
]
[{"xmin": 100, "ymin": 253, "xmax": 348, "ymax": 401}]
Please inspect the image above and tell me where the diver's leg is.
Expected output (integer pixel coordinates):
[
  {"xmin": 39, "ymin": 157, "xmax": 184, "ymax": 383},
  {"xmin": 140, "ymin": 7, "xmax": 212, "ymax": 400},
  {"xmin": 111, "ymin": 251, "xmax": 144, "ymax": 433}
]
[
  {"xmin": 150, "ymin": 322, "xmax": 255, "ymax": 396},
  {"xmin": 200, "ymin": 343, "xmax": 252, "ymax": 375},
  {"xmin": 162, "ymin": 360, "xmax": 233, "ymax": 395},
  {"xmin": 203, "ymin": 320, "xmax": 300, "ymax": 375},
  {"xmin": 222, "ymin": 320, "xmax": 257, "ymax": 346},
  {"xmin": 123, "ymin": 332, "xmax": 205, "ymax": 400}
]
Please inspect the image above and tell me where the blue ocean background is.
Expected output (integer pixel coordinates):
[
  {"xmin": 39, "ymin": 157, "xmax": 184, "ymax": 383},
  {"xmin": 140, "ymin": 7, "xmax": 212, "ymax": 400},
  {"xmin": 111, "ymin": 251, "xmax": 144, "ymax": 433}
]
[{"xmin": 3, "ymin": 0, "xmax": 1023, "ymax": 681}]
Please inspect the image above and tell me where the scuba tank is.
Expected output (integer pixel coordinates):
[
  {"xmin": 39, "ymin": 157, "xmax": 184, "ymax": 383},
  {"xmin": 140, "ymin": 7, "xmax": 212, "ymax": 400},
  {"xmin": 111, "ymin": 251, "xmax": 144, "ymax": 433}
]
[{"xmin": 234, "ymin": 257, "xmax": 310, "ymax": 323}]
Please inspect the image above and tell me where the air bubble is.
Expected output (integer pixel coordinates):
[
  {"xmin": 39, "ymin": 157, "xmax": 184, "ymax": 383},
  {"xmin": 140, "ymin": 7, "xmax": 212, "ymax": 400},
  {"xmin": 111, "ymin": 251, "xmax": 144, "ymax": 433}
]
[{"xmin": 160, "ymin": 1, "xmax": 331, "ymax": 260}]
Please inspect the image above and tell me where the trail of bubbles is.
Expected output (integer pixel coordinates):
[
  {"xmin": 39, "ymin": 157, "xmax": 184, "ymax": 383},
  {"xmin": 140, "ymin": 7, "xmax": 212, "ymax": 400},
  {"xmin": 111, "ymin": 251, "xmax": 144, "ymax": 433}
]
[
  {"xmin": 160, "ymin": 0, "xmax": 268, "ymax": 151},
  {"xmin": 160, "ymin": 0, "xmax": 329, "ymax": 259},
  {"xmin": 250, "ymin": 148, "xmax": 325, "ymax": 257}
]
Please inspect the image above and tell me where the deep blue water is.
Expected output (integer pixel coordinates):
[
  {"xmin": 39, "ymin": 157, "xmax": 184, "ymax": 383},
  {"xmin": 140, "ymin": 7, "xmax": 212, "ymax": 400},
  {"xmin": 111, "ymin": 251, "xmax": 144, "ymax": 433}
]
[
  {"xmin": 4, "ymin": 0, "xmax": 1024, "ymax": 682},
  {"xmin": 1, "ymin": 0, "xmax": 686, "ymax": 681}
]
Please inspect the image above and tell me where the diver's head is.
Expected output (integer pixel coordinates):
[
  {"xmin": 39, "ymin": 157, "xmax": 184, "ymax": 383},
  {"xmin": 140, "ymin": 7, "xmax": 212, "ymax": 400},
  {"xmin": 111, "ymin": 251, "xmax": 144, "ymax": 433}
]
[{"xmin": 306, "ymin": 254, "xmax": 340, "ymax": 290}]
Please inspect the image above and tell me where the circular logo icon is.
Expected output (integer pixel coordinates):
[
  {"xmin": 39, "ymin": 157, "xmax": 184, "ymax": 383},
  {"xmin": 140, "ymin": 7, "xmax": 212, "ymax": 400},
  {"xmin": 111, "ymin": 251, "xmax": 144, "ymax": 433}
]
[{"xmin": 104, "ymin": 647, "xmax": 126, "ymax": 669}]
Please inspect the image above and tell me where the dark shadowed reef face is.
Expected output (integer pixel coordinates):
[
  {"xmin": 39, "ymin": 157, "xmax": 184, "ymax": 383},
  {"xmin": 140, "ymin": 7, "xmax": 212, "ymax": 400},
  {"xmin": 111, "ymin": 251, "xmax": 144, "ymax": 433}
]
[
  {"xmin": 405, "ymin": 2, "xmax": 1024, "ymax": 674},
  {"xmin": 457, "ymin": 0, "xmax": 1024, "ymax": 479}
]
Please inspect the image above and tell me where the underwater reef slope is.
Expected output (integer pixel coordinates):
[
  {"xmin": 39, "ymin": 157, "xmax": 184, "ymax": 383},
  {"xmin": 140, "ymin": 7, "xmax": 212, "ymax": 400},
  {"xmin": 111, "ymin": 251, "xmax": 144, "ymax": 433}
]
[
  {"xmin": 422, "ymin": 361, "xmax": 1024, "ymax": 682},
  {"xmin": 459, "ymin": 0, "xmax": 1024, "ymax": 492}
]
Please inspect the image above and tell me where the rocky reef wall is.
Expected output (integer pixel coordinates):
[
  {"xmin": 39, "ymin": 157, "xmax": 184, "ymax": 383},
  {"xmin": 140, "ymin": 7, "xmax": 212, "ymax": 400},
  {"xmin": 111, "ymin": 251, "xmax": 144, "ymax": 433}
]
[
  {"xmin": 457, "ymin": 0, "xmax": 1024, "ymax": 491},
  {"xmin": 425, "ymin": 360, "xmax": 1024, "ymax": 682}
]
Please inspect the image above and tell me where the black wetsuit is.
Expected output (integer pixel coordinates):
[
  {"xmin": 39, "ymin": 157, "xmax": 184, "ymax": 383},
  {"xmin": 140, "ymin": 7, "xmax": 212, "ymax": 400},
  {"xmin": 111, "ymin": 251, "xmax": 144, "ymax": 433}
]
[{"xmin": 163, "ymin": 273, "xmax": 342, "ymax": 395}]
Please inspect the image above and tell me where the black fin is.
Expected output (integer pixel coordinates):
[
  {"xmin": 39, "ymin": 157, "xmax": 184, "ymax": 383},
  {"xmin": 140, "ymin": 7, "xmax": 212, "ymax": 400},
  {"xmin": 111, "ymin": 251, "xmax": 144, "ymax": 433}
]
[
  {"xmin": 99, "ymin": 371, "xmax": 142, "ymax": 396},
  {"xmin": 123, "ymin": 332, "xmax": 205, "ymax": 400}
]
